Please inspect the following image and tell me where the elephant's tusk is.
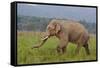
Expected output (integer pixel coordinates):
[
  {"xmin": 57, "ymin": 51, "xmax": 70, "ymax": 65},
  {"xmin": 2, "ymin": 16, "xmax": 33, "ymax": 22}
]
[{"xmin": 41, "ymin": 36, "xmax": 48, "ymax": 40}]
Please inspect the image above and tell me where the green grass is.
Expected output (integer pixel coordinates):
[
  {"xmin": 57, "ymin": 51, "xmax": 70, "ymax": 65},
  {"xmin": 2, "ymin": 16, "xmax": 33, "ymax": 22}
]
[{"xmin": 17, "ymin": 31, "xmax": 97, "ymax": 65}]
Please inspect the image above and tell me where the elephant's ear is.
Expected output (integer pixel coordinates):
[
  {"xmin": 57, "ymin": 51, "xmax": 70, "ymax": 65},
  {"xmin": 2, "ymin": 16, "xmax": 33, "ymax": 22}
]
[{"xmin": 55, "ymin": 23, "xmax": 61, "ymax": 34}]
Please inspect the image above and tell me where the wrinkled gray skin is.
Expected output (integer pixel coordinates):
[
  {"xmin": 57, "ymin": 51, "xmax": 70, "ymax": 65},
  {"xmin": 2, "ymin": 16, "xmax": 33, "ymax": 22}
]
[{"xmin": 32, "ymin": 19, "xmax": 90, "ymax": 55}]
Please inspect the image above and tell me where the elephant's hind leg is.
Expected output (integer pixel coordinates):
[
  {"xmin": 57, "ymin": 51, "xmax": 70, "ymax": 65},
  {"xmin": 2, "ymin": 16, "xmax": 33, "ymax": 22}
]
[
  {"xmin": 75, "ymin": 43, "xmax": 82, "ymax": 55},
  {"xmin": 83, "ymin": 43, "xmax": 90, "ymax": 55}
]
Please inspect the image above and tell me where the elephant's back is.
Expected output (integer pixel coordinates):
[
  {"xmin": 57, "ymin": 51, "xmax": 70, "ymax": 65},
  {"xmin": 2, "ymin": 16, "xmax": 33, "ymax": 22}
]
[
  {"xmin": 60, "ymin": 20, "xmax": 89, "ymax": 43},
  {"xmin": 61, "ymin": 20, "xmax": 87, "ymax": 33}
]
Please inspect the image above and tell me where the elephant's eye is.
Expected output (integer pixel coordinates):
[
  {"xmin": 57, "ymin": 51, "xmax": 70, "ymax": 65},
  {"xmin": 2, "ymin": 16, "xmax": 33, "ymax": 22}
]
[{"xmin": 48, "ymin": 27, "xmax": 53, "ymax": 31}]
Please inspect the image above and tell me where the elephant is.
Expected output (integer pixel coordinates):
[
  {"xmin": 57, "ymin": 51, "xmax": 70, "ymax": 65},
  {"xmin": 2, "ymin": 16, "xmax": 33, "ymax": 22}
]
[{"xmin": 32, "ymin": 19, "xmax": 90, "ymax": 55}]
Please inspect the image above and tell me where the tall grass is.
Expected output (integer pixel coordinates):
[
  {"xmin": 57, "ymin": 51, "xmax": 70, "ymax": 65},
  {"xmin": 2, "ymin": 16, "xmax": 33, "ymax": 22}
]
[{"xmin": 17, "ymin": 31, "xmax": 96, "ymax": 65}]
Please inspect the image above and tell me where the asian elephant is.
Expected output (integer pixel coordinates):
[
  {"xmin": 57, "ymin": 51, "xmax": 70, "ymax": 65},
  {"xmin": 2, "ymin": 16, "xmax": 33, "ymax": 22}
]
[{"xmin": 32, "ymin": 19, "xmax": 90, "ymax": 55}]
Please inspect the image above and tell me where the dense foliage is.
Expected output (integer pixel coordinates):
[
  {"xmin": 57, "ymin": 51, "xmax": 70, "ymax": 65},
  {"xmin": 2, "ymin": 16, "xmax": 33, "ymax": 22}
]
[{"xmin": 17, "ymin": 15, "xmax": 96, "ymax": 34}]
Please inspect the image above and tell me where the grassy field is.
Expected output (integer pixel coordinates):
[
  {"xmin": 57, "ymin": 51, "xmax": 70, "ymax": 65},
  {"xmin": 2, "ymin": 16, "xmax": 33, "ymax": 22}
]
[{"xmin": 17, "ymin": 31, "xmax": 97, "ymax": 65}]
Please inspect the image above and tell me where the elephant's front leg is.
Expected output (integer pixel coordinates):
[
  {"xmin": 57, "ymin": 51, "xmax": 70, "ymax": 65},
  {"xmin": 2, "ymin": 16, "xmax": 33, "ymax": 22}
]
[{"xmin": 57, "ymin": 39, "xmax": 68, "ymax": 54}]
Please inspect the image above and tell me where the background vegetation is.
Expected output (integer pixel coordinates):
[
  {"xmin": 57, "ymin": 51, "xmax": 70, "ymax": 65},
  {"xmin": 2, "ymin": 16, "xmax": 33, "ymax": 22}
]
[{"xmin": 17, "ymin": 15, "xmax": 96, "ymax": 34}]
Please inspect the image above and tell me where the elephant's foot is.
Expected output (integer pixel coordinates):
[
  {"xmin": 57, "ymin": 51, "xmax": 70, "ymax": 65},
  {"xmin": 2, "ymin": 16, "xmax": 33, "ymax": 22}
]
[
  {"xmin": 57, "ymin": 46, "xmax": 66, "ymax": 54},
  {"xmin": 83, "ymin": 43, "xmax": 90, "ymax": 55}
]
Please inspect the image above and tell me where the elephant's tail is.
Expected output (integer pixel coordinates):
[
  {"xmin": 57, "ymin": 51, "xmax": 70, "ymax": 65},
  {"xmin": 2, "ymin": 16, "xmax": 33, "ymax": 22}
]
[
  {"xmin": 88, "ymin": 35, "xmax": 91, "ymax": 46},
  {"xmin": 88, "ymin": 38, "xmax": 91, "ymax": 45}
]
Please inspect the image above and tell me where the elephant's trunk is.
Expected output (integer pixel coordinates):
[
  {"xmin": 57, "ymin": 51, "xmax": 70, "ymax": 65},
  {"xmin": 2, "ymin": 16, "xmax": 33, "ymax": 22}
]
[{"xmin": 32, "ymin": 35, "xmax": 49, "ymax": 48}]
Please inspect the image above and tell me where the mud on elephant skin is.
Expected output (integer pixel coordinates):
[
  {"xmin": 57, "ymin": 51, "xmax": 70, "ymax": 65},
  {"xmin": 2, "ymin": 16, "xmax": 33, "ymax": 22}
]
[{"xmin": 32, "ymin": 19, "xmax": 90, "ymax": 55}]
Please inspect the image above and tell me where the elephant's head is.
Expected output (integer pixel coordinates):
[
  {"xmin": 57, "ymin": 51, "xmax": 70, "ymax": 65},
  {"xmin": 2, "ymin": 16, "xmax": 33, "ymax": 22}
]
[
  {"xmin": 41, "ymin": 21, "xmax": 61, "ymax": 41},
  {"xmin": 46, "ymin": 21, "xmax": 61, "ymax": 36}
]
